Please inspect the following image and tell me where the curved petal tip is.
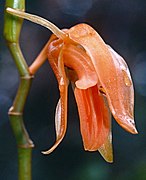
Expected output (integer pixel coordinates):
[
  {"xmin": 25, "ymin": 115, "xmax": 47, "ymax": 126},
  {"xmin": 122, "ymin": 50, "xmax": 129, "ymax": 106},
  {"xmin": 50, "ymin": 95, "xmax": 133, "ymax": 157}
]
[
  {"xmin": 115, "ymin": 115, "xmax": 138, "ymax": 134},
  {"xmin": 42, "ymin": 139, "xmax": 62, "ymax": 155},
  {"xmin": 121, "ymin": 121, "xmax": 138, "ymax": 134}
]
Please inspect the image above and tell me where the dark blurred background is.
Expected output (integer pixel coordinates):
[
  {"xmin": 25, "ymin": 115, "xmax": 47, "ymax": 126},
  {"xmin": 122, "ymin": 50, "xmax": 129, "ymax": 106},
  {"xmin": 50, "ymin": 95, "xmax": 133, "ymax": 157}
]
[{"xmin": 1, "ymin": 0, "xmax": 146, "ymax": 179}]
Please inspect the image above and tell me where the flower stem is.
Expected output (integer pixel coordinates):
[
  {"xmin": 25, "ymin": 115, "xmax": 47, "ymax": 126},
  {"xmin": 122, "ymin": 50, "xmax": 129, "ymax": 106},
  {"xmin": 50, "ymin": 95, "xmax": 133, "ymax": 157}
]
[{"xmin": 6, "ymin": 7, "xmax": 67, "ymax": 39}]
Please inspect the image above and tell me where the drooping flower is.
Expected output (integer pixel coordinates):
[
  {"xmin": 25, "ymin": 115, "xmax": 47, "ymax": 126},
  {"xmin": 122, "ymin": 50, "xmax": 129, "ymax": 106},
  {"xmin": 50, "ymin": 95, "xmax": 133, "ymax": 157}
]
[{"xmin": 7, "ymin": 8, "xmax": 138, "ymax": 163}]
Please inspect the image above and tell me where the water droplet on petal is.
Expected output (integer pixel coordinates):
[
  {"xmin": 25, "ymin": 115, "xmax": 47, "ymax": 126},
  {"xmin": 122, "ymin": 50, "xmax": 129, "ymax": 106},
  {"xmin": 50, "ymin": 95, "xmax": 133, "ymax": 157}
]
[{"xmin": 122, "ymin": 70, "xmax": 132, "ymax": 87}]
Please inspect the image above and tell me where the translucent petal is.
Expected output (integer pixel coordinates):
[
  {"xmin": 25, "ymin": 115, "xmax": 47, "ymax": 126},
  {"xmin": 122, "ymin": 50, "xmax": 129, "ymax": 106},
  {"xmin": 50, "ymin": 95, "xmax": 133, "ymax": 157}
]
[
  {"xmin": 55, "ymin": 99, "xmax": 62, "ymax": 137},
  {"xmin": 42, "ymin": 47, "xmax": 68, "ymax": 154},
  {"xmin": 98, "ymin": 96, "xmax": 113, "ymax": 163},
  {"xmin": 98, "ymin": 131, "xmax": 113, "ymax": 163}
]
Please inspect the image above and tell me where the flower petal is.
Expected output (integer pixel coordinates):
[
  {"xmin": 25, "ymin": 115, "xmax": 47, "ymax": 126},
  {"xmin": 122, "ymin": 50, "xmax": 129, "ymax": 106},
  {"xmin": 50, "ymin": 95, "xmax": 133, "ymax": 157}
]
[
  {"xmin": 63, "ymin": 43, "xmax": 98, "ymax": 89},
  {"xmin": 48, "ymin": 36, "xmax": 98, "ymax": 89},
  {"xmin": 107, "ymin": 46, "xmax": 137, "ymax": 133},
  {"xmin": 98, "ymin": 131, "xmax": 113, "ymax": 163},
  {"xmin": 42, "ymin": 47, "xmax": 68, "ymax": 154},
  {"xmin": 98, "ymin": 96, "xmax": 113, "ymax": 163},
  {"xmin": 74, "ymin": 85, "xmax": 111, "ymax": 151},
  {"xmin": 68, "ymin": 24, "xmax": 137, "ymax": 134}
]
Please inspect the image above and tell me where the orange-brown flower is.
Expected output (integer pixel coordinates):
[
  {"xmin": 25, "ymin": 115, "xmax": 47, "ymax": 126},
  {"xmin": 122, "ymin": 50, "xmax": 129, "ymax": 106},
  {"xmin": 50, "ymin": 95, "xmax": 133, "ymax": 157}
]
[
  {"xmin": 7, "ymin": 8, "xmax": 138, "ymax": 162},
  {"xmin": 42, "ymin": 24, "xmax": 138, "ymax": 162}
]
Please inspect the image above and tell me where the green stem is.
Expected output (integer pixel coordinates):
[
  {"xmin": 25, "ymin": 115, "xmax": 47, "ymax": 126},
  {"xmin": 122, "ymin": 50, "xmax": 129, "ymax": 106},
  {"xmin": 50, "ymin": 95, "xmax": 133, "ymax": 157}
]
[
  {"xmin": 8, "ymin": 69, "xmax": 34, "ymax": 180},
  {"xmin": 18, "ymin": 148, "xmax": 32, "ymax": 180},
  {"xmin": 7, "ymin": 47, "xmax": 34, "ymax": 180},
  {"xmin": 9, "ymin": 76, "xmax": 34, "ymax": 148},
  {"xmin": 7, "ymin": 42, "xmax": 29, "ymax": 77},
  {"xmin": 4, "ymin": 1, "xmax": 34, "ymax": 179}
]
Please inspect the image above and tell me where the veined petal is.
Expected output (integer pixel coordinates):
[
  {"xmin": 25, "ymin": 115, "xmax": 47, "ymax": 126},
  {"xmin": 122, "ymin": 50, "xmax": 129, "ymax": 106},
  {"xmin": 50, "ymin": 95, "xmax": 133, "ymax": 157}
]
[
  {"xmin": 74, "ymin": 85, "xmax": 111, "ymax": 151},
  {"xmin": 68, "ymin": 24, "xmax": 137, "ymax": 134},
  {"xmin": 42, "ymin": 47, "xmax": 68, "ymax": 154}
]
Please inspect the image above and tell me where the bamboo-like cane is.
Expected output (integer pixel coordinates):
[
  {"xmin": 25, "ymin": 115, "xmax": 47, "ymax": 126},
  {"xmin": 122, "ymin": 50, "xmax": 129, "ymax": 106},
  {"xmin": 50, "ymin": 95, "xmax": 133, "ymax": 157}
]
[{"xmin": 3, "ymin": 1, "xmax": 34, "ymax": 180}]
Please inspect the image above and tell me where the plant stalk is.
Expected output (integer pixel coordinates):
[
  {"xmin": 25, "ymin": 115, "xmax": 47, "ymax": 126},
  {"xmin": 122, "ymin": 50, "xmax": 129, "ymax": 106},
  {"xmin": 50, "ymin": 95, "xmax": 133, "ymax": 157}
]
[{"xmin": 4, "ymin": 0, "xmax": 34, "ymax": 179}]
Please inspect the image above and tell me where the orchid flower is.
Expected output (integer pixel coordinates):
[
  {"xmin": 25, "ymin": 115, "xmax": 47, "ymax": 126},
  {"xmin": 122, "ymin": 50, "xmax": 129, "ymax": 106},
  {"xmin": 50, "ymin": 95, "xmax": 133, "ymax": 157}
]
[{"xmin": 7, "ymin": 8, "xmax": 138, "ymax": 163}]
